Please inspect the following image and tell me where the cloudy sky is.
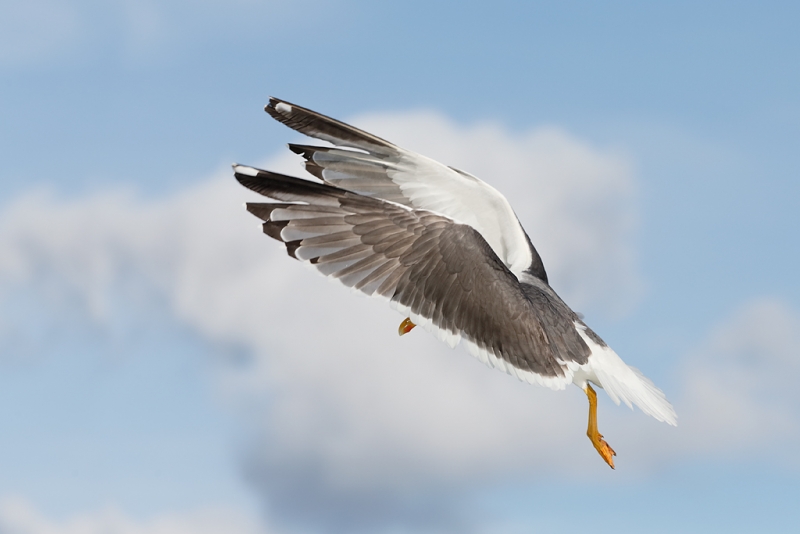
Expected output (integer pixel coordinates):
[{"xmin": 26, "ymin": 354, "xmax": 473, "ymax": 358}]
[{"xmin": 1, "ymin": 1, "xmax": 799, "ymax": 533}]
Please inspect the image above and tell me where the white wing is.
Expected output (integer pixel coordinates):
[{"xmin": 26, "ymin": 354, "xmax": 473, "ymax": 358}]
[{"xmin": 266, "ymin": 97, "xmax": 544, "ymax": 280}]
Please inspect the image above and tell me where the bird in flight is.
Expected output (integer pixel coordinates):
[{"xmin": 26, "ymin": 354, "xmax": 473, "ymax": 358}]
[{"xmin": 233, "ymin": 98, "xmax": 677, "ymax": 469}]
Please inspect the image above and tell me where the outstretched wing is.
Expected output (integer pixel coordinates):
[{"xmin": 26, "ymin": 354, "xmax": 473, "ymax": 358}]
[
  {"xmin": 234, "ymin": 164, "xmax": 590, "ymax": 388},
  {"xmin": 265, "ymin": 97, "xmax": 547, "ymax": 282}
]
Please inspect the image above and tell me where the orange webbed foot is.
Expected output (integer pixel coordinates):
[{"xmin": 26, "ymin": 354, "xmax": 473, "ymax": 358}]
[
  {"xmin": 589, "ymin": 431, "xmax": 616, "ymax": 469},
  {"xmin": 398, "ymin": 318, "xmax": 416, "ymax": 336}
]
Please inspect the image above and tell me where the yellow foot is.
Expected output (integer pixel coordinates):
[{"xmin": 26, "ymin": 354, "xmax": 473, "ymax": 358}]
[
  {"xmin": 584, "ymin": 383, "xmax": 617, "ymax": 469},
  {"xmin": 589, "ymin": 431, "xmax": 616, "ymax": 469},
  {"xmin": 398, "ymin": 317, "xmax": 416, "ymax": 336}
]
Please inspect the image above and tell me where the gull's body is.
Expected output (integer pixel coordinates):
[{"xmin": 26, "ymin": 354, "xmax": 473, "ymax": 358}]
[{"xmin": 234, "ymin": 98, "xmax": 677, "ymax": 468}]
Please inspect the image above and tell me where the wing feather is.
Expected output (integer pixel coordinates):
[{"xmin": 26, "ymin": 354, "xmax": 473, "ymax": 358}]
[
  {"xmin": 266, "ymin": 98, "xmax": 547, "ymax": 281},
  {"xmin": 235, "ymin": 164, "xmax": 589, "ymax": 386}
]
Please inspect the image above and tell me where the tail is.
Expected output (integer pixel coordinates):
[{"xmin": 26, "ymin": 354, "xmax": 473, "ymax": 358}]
[{"xmin": 575, "ymin": 324, "xmax": 677, "ymax": 425}]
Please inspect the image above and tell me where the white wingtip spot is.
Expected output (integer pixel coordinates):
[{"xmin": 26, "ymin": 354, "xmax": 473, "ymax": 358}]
[
  {"xmin": 234, "ymin": 164, "xmax": 259, "ymax": 176},
  {"xmin": 275, "ymin": 102, "xmax": 292, "ymax": 114}
]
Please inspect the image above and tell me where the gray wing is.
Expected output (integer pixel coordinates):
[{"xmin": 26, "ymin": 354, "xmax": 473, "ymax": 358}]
[
  {"xmin": 234, "ymin": 164, "xmax": 588, "ymax": 381},
  {"xmin": 265, "ymin": 97, "xmax": 547, "ymax": 282}
]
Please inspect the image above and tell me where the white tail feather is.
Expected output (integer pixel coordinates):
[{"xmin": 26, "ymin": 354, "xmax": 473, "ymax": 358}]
[{"xmin": 575, "ymin": 324, "xmax": 677, "ymax": 426}]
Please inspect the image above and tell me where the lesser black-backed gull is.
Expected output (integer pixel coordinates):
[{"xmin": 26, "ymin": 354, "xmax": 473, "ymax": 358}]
[{"xmin": 233, "ymin": 98, "xmax": 677, "ymax": 468}]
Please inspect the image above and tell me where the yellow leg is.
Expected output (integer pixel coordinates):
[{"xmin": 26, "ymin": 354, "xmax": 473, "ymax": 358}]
[
  {"xmin": 398, "ymin": 317, "xmax": 416, "ymax": 336},
  {"xmin": 585, "ymin": 383, "xmax": 616, "ymax": 469}
]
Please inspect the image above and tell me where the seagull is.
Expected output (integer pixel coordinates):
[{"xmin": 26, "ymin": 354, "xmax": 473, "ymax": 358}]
[{"xmin": 233, "ymin": 98, "xmax": 677, "ymax": 469}]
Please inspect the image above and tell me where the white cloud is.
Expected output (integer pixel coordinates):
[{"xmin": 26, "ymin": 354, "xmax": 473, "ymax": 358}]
[
  {"xmin": 671, "ymin": 298, "xmax": 800, "ymax": 461},
  {"xmin": 0, "ymin": 496, "xmax": 269, "ymax": 534},
  {"xmin": 0, "ymin": 111, "xmax": 657, "ymax": 532}
]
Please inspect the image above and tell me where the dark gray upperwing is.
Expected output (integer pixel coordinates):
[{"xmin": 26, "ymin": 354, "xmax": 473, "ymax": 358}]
[
  {"xmin": 234, "ymin": 165, "xmax": 587, "ymax": 378},
  {"xmin": 266, "ymin": 96, "xmax": 413, "ymax": 207},
  {"xmin": 264, "ymin": 97, "xmax": 549, "ymax": 284},
  {"xmin": 265, "ymin": 97, "xmax": 397, "ymax": 156}
]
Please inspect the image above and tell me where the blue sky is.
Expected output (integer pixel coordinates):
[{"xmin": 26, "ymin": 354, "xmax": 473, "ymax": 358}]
[{"xmin": 1, "ymin": 1, "xmax": 799, "ymax": 533}]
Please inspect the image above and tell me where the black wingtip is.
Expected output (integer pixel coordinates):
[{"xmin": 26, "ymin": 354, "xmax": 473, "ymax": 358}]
[
  {"xmin": 233, "ymin": 171, "xmax": 256, "ymax": 190},
  {"xmin": 262, "ymin": 98, "xmax": 397, "ymax": 154},
  {"xmin": 265, "ymin": 97, "xmax": 298, "ymax": 118},
  {"xmin": 262, "ymin": 220, "xmax": 288, "ymax": 241},
  {"xmin": 234, "ymin": 164, "xmax": 349, "ymax": 206},
  {"xmin": 287, "ymin": 143, "xmax": 305, "ymax": 155},
  {"xmin": 246, "ymin": 202, "xmax": 279, "ymax": 221},
  {"xmin": 285, "ymin": 240, "xmax": 301, "ymax": 259}
]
